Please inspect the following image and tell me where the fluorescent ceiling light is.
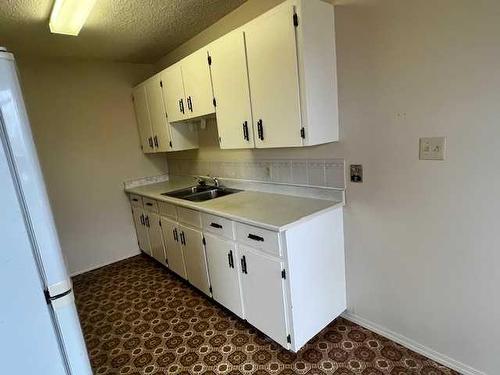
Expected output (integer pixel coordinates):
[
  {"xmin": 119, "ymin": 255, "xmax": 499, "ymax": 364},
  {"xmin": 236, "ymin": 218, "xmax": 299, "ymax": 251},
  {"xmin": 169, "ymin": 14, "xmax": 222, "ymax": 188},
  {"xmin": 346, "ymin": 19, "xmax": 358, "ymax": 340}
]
[{"xmin": 49, "ymin": 0, "xmax": 97, "ymax": 36}]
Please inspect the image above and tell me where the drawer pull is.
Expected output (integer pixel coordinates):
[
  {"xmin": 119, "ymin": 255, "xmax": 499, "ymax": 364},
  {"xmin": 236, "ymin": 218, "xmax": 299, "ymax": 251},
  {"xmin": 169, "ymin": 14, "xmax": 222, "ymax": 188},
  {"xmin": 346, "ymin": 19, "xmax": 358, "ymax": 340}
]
[
  {"xmin": 145, "ymin": 202, "xmax": 153, "ymax": 206},
  {"xmin": 248, "ymin": 233, "xmax": 264, "ymax": 242},
  {"xmin": 132, "ymin": 198, "xmax": 138, "ymax": 202},
  {"xmin": 241, "ymin": 255, "xmax": 247, "ymax": 274},
  {"xmin": 210, "ymin": 222, "xmax": 223, "ymax": 229}
]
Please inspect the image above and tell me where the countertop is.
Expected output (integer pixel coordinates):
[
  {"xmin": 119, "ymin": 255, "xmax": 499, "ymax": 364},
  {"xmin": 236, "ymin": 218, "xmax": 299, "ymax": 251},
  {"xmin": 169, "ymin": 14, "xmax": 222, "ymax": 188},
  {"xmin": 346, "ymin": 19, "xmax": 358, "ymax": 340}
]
[{"xmin": 125, "ymin": 178, "xmax": 343, "ymax": 231}]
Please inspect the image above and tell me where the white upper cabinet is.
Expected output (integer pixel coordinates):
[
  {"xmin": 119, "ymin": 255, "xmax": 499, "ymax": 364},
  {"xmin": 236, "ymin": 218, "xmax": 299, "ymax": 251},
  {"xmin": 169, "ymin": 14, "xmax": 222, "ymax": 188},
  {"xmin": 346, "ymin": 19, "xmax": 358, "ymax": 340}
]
[
  {"xmin": 133, "ymin": 0, "xmax": 338, "ymax": 151},
  {"xmin": 208, "ymin": 31, "xmax": 254, "ymax": 149},
  {"xmin": 160, "ymin": 63, "xmax": 187, "ymax": 123},
  {"xmin": 132, "ymin": 84, "xmax": 154, "ymax": 153},
  {"xmin": 181, "ymin": 48, "xmax": 215, "ymax": 119},
  {"xmin": 244, "ymin": 4, "xmax": 302, "ymax": 148},
  {"xmin": 132, "ymin": 71, "xmax": 198, "ymax": 153},
  {"xmin": 145, "ymin": 74, "xmax": 171, "ymax": 152}
]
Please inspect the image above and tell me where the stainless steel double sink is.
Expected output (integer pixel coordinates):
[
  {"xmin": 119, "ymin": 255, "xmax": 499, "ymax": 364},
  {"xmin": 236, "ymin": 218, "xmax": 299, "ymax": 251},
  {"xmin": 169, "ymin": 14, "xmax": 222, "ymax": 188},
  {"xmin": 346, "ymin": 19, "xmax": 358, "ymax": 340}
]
[{"xmin": 161, "ymin": 185, "xmax": 241, "ymax": 202}]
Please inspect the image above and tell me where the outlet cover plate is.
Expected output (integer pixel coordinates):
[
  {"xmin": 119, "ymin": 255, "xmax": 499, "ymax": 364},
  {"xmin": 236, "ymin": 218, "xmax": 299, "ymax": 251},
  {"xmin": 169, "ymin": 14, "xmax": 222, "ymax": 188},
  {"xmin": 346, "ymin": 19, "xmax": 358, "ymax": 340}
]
[{"xmin": 419, "ymin": 137, "xmax": 446, "ymax": 160}]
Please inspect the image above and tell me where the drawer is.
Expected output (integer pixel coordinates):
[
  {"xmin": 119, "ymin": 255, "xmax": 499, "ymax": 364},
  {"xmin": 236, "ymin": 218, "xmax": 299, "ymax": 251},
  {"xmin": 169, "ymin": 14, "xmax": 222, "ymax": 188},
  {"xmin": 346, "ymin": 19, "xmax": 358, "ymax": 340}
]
[
  {"xmin": 202, "ymin": 213, "xmax": 235, "ymax": 240},
  {"xmin": 235, "ymin": 222, "xmax": 281, "ymax": 257},
  {"xmin": 129, "ymin": 194, "xmax": 143, "ymax": 207},
  {"xmin": 158, "ymin": 201, "xmax": 177, "ymax": 219},
  {"xmin": 177, "ymin": 207, "xmax": 202, "ymax": 228},
  {"xmin": 143, "ymin": 197, "xmax": 158, "ymax": 212}
]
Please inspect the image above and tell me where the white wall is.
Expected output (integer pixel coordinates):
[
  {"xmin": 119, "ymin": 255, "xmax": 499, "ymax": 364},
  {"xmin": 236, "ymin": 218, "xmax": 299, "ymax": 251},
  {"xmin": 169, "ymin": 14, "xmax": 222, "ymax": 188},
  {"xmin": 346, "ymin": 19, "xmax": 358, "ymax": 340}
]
[
  {"xmin": 155, "ymin": 0, "xmax": 500, "ymax": 373},
  {"xmin": 18, "ymin": 59, "xmax": 167, "ymax": 275}
]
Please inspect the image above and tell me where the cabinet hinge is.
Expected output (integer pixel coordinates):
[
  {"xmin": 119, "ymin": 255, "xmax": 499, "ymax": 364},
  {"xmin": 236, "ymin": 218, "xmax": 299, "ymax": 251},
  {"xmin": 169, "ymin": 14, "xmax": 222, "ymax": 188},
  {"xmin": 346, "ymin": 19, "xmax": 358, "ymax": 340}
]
[
  {"xmin": 281, "ymin": 269, "xmax": 286, "ymax": 279},
  {"xmin": 287, "ymin": 334, "xmax": 291, "ymax": 343},
  {"xmin": 213, "ymin": 98, "xmax": 217, "ymax": 107},
  {"xmin": 293, "ymin": 13, "xmax": 299, "ymax": 27},
  {"xmin": 208, "ymin": 55, "xmax": 212, "ymax": 66},
  {"xmin": 202, "ymin": 237, "xmax": 206, "ymax": 246},
  {"xmin": 300, "ymin": 127, "xmax": 305, "ymax": 139},
  {"xmin": 160, "ymin": 80, "xmax": 163, "ymax": 88}
]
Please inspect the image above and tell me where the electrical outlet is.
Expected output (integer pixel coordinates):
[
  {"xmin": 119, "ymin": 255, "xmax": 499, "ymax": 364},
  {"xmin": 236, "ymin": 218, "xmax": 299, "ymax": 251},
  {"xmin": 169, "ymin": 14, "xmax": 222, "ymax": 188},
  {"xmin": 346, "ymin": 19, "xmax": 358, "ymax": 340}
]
[
  {"xmin": 350, "ymin": 164, "xmax": 363, "ymax": 183},
  {"xmin": 419, "ymin": 137, "xmax": 446, "ymax": 160}
]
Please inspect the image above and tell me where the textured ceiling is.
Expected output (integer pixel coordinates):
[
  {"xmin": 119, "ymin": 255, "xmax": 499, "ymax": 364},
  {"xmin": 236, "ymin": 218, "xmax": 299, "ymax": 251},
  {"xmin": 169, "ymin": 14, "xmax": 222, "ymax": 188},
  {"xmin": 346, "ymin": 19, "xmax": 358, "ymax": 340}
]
[{"xmin": 0, "ymin": 0, "xmax": 247, "ymax": 63}]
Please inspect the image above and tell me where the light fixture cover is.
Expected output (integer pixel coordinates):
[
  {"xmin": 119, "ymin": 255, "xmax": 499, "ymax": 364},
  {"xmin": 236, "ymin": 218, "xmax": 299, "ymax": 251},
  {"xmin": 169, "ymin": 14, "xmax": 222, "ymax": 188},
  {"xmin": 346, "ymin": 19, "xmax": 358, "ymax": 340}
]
[{"xmin": 49, "ymin": 0, "xmax": 97, "ymax": 36}]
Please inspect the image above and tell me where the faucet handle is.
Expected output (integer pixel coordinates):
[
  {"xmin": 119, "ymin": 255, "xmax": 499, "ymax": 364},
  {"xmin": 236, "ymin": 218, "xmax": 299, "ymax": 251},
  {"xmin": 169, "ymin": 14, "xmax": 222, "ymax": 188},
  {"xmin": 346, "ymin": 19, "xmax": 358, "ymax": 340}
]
[{"xmin": 194, "ymin": 176, "xmax": 206, "ymax": 186}]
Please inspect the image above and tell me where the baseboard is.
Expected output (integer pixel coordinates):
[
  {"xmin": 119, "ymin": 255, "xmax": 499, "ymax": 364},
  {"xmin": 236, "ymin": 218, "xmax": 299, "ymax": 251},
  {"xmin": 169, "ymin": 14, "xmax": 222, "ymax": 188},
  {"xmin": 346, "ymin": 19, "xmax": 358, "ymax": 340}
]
[
  {"xmin": 342, "ymin": 312, "xmax": 486, "ymax": 375},
  {"xmin": 70, "ymin": 249, "xmax": 140, "ymax": 277}
]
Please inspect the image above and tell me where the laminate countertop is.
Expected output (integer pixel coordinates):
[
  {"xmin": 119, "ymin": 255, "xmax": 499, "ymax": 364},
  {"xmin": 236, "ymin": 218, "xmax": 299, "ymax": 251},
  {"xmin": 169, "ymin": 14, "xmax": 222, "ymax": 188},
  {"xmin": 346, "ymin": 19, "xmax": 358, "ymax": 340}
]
[{"xmin": 125, "ymin": 178, "xmax": 343, "ymax": 232}]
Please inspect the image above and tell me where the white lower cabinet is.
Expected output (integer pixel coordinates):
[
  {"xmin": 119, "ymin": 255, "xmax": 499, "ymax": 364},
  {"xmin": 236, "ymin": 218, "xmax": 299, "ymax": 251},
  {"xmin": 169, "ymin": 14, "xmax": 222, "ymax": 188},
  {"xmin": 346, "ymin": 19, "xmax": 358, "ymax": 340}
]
[
  {"xmin": 239, "ymin": 245, "xmax": 289, "ymax": 348},
  {"xmin": 160, "ymin": 217, "xmax": 187, "ymax": 279},
  {"xmin": 179, "ymin": 225, "xmax": 211, "ymax": 296},
  {"xmin": 148, "ymin": 212, "xmax": 166, "ymax": 266},
  {"xmin": 204, "ymin": 233, "xmax": 244, "ymax": 318},
  {"xmin": 129, "ymin": 194, "xmax": 346, "ymax": 352},
  {"xmin": 131, "ymin": 206, "xmax": 151, "ymax": 255}
]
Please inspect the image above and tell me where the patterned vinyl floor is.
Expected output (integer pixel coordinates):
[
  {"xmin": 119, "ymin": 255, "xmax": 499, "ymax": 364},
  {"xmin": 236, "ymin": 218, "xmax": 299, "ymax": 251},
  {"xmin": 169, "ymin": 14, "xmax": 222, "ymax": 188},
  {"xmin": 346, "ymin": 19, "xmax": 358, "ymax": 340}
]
[{"xmin": 73, "ymin": 255, "xmax": 458, "ymax": 375}]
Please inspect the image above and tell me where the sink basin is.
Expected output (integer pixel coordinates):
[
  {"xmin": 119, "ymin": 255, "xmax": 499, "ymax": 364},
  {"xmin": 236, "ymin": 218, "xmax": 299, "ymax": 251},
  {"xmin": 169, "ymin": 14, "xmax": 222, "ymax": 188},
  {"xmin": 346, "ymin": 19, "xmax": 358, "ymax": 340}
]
[{"xmin": 161, "ymin": 186, "xmax": 241, "ymax": 202}]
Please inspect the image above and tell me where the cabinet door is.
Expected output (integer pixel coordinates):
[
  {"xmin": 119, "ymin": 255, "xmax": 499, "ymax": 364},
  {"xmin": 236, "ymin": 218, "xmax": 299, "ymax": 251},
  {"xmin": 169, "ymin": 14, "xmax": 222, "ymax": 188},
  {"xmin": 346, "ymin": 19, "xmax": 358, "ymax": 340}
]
[
  {"xmin": 145, "ymin": 75, "xmax": 171, "ymax": 152},
  {"xmin": 204, "ymin": 234, "xmax": 243, "ymax": 318},
  {"xmin": 181, "ymin": 48, "xmax": 215, "ymax": 119},
  {"xmin": 132, "ymin": 85, "xmax": 154, "ymax": 153},
  {"xmin": 132, "ymin": 206, "xmax": 151, "ymax": 255},
  {"xmin": 239, "ymin": 246, "xmax": 288, "ymax": 347},
  {"xmin": 148, "ymin": 212, "xmax": 166, "ymax": 266},
  {"xmin": 209, "ymin": 31, "xmax": 254, "ymax": 149},
  {"xmin": 161, "ymin": 64, "xmax": 187, "ymax": 123},
  {"xmin": 180, "ymin": 225, "xmax": 211, "ymax": 296},
  {"xmin": 245, "ymin": 5, "xmax": 302, "ymax": 148},
  {"xmin": 161, "ymin": 218, "xmax": 187, "ymax": 279}
]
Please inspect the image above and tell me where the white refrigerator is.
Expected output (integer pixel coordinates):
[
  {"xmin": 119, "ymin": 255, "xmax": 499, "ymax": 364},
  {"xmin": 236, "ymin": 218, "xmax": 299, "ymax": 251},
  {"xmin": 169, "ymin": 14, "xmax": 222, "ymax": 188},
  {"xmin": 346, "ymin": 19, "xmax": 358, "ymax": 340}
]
[{"xmin": 0, "ymin": 48, "xmax": 92, "ymax": 374}]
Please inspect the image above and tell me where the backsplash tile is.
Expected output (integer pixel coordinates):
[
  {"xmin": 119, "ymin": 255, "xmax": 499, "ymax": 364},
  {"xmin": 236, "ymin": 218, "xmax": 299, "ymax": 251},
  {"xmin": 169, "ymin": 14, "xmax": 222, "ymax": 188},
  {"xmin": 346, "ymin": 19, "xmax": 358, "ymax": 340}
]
[
  {"xmin": 307, "ymin": 160, "xmax": 326, "ymax": 186},
  {"xmin": 168, "ymin": 158, "xmax": 345, "ymax": 189},
  {"xmin": 291, "ymin": 160, "xmax": 308, "ymax": 185}
]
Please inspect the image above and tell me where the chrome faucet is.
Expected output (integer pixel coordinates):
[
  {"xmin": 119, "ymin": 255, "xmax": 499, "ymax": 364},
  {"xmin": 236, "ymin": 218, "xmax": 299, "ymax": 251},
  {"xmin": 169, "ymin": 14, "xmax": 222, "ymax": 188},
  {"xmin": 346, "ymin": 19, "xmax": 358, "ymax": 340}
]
[{"xmin": 211, "ymin": 177, "xmax": 220, "ymax": 188}]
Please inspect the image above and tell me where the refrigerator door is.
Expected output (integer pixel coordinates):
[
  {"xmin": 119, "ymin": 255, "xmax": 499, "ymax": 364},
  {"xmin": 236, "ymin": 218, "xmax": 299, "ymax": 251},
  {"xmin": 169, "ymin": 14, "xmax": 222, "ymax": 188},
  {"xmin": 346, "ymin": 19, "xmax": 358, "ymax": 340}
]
[
  {"xmin": 0, "ymin": 114, "xmax": 67, "ymax": 375},
  {"xmin": 50, "ymin": 290, "xmax": 93, "ymax": 375},
  {"xmin": 0, "ymin": 51, "xmax": 92, "ymax": 373},
  {"xmin": 0, "ymin": 51, "xmax": 69, "ymax": 294}
]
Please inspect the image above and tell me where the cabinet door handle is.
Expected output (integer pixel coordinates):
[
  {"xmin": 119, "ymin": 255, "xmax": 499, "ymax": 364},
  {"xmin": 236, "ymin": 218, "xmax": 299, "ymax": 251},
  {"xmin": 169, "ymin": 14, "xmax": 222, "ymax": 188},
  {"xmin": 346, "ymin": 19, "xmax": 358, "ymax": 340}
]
[
  {"xmin": 257, "ymin": 119, "xmax": 264, "ymax": 140},
  {"xmin": 180, "ymin": 231, "xmax": 186, "ymax": 245},
  {"xmin": 148, "ymin": 137, "xmax": 154, "ymax": 148},
  {"xmin": 140, "ymin": 214, "xmax": 145, "ymax": 225},
  {"xmin": 242, "ymin": 121, "xmax": 249, "ymax": 141},
  {"xmin": 154, "ymin": 135, "xmax": 159, "ymax": 148},
  {"xmin": 173, "ymin": 228, "xmax": 178, "ymax": 242},
  {"xmin": 145, "ymin": 216, "xmax": 150, "ymax": 228},
  {"xmin": 210, "ymin": 222, "xmax": 222, "ymax": 229},
  {"xmin": 179, "ymin": 99, "xmax": 185, "ymax": 114},
  {"xmin": 248, "ymin": 233, "xmax": 264, "ymax": 242},
  {"xmin": 241, "ymin": 255, "xmax": 247, "ymax": 274},
  {"xmin": 187, "ymin": 96, "xmax": 193, "ymax": 112},
  {"xmin": 228, "ymin": 250, "xmax": 234, "ymax": 268}
]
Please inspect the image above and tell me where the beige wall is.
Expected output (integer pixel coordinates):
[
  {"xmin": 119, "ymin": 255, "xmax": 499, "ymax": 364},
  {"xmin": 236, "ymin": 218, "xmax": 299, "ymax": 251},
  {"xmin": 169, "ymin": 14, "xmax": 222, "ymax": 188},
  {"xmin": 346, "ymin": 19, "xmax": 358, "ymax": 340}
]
[
  {"xmin": 156, "ymin": 0, "xmax": 500, "ymax": 373},
  {"xmin": 18, "ymin": 59, "xmax": 167, "ymax": 275}
]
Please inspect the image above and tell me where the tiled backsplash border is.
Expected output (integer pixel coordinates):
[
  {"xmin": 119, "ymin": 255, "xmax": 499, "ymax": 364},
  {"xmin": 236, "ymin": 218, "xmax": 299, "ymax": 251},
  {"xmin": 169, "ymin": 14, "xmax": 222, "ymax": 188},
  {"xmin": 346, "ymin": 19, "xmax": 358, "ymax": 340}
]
[
  {"xmin": 168, "ymin": 159, "xmax": 345, "ymax": 190},
  {"xmin": 124, "ymin": 174, "xmax": 169, "ymax": 189}
]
